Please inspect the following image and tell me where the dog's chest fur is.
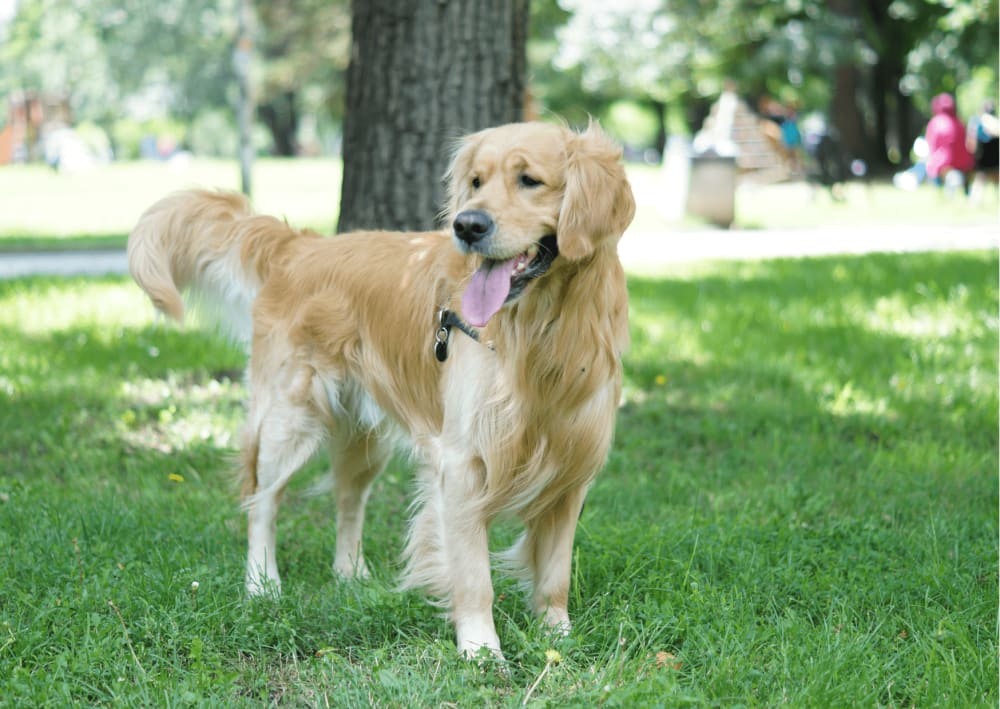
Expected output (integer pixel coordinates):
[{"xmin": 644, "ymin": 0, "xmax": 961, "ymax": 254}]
[{"xmin": 431, "ymin": 314, "xmax": 621, "ymax": 519}]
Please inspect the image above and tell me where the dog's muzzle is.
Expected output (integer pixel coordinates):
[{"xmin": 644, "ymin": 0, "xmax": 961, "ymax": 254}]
[{"xmin": 453, "ymin": 210, "xmax": 495, "ymax": 248}]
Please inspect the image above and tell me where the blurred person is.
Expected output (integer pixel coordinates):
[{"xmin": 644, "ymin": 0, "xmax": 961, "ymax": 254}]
[
  {"xmin": 802, "ymin": 114, "xmax": 848, "ymax": 201},
  {"xmin": 757, "ymin": 95, "xmax": 800, "ymax": 171},
  {"xmin": 779, "ymin": 101, "xmax": 804, "ymax": 172},
  {"xmin": 965, "ymin": 99, "xmax": 999, "ymax": 204},
  {"xmin": 924, "ymin": 92, "xmax": 974, "ymax": 195},
  {"xmin": 892, "ymin": 136, "xmax": 929, "ymax": 192}
]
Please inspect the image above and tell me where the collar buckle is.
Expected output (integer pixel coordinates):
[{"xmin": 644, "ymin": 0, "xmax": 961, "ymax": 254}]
[
  {"xmin": 434, "ymin": 310, "xmax": 451, "ymax": 362},
  {"xmin": 434, "ymin": 308, "xmax": 487, "ymax": 362}
]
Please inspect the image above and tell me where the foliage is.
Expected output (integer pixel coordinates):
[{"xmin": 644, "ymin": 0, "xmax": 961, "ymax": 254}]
[
  {"xmin": 3, "ymin": 0, "xmax": 994, "ymax": 161},
  {"xmin": 555, "ymin": 0, "xmax": 844, "ymax": 108},
  {"xmin": 254, "ymin": 0, "xmax": 350, "ymax": 154},
  {"xmin": 528, "ymin": 0, "xmax": 609, "ymax": 125},
  {"xmin": 0, "ymin": 0, "xmax": 119, "ymax": 123},
  {"xmin": 109, "ymin": 116, "xmax": 188, "ymax": 160},
  {"xmin": 185, "ymin": 110, "xmax": 240, "ymax": 159},
  {"xmin": 603, "ymin": 101, "xmax": 662, "ymax": 150},
  {"xmin": 904, "ymin": 0, "xmax": 999, "ymax": 108},
  {"xmin": 0, "ymin": 0, "xmax": 348, "ymax": 156},
  {"xmin": 0, "ymin": 0, "xmax": 238, "ymax": 129},
  {"xmin": 0, "ymin": 250, "xmax": 996, "ymax": 704},
  {"xmin": 552, "ymin": 0, "xmax": 999, "ymax": 161}
]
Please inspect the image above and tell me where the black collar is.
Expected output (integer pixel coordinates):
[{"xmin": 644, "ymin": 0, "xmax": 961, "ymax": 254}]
[
  {"xmin": 434, "ymin": 308, "xmax": 488, "ymax": 361},
  {"xmin": 434, "ymin": 233, "xmax": 558, "ymax": 362}
]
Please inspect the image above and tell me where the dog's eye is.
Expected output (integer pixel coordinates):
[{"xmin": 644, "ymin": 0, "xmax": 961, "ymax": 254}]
[
  {"xmin": 519, "ymin": 174, "xmax": 543, "ymax": 188},
  {"xmin": 471, "ymin": 176, "xmax": 481, "ymax": 189}
]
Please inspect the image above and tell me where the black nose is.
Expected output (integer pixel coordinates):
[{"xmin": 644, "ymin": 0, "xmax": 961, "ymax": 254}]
[{"xmin": 453, "ymin": 210, "xmax": 494, "ymax": 245}]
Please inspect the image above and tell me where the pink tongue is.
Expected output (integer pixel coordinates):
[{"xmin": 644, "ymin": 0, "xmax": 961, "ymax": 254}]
[{"xmin": 461, "ymin": 257, "xmax": 518, "ymax": 327}]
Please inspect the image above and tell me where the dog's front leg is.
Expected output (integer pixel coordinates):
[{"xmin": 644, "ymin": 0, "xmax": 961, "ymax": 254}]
[{"xmin": 439, "ymin": 457, "xmax": 502, "ymax": 658}]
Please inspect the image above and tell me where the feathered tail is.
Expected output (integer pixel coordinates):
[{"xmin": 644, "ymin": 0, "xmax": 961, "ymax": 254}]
[{"xmin": 127, "ymin": 189, "xmax": 306, "ymax": 344}]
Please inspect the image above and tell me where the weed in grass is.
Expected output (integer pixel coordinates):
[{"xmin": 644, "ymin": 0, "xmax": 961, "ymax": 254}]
[{"xmin": 0, "ymin": 251, "xmax": 996, "ymax": 706}]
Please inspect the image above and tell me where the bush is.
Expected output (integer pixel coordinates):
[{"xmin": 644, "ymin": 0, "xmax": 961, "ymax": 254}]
[
  {"xmin": 602, "ymin": 100, "xmax": 659, "ymax": 154},
  {"xmin": 187, "ymin": 109, "xmax": 239, "ymax": 158},
  {"xmin": 111, "ymin": 118, "xmax": 187, "ymax": 160},
  {"xmin": 74, "ymin": 122, "xmax": 113, "ymax": 161}
]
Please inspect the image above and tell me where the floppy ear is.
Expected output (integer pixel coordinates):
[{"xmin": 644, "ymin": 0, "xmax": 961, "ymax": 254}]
[
  {"xmin": 557, "ymin": 123, "xmax": 636, "ymax": 261},
  {"xmin": 442, "ymin": 130, "xmax": 485, "ymax": 224}
]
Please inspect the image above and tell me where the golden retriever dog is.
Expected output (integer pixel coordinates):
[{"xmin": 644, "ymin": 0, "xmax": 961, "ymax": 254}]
[{"xmin": 127, "ymin": 121, "xmax": 635, "ymax": 658}]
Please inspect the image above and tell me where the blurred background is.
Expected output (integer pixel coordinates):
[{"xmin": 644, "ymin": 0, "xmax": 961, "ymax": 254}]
[{"xmin": 0, "ymin": 0, "xmax": 996, "ymax": 241}]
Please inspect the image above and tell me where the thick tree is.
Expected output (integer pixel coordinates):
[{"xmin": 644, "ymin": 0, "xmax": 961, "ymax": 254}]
[
  {"xmin": 337, "ymin": 0, "xmax": 528, "ymax": 233},
  {"xmin": 254, "ymin": 0, "xmax": 350, "ymax": 156}
]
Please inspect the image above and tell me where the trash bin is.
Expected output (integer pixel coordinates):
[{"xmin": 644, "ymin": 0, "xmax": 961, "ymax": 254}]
[{"xmin": 685, "ymin": 151, "xmax": 737, "ymax": 228}]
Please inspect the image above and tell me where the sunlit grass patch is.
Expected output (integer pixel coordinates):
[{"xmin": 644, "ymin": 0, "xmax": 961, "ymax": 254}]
[
  {"xmin": 0, "ymin": 158, "xmax": 343, "ymax": 247},
  {"xmin": 0, "ymin": 278, "xmax": 151, "ymax": 332},
  {"xmin": 118, "ymin": 374, "xmax": 245, "ymax": 454}
]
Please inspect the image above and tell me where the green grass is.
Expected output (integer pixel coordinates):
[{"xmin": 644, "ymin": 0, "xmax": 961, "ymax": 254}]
[
  {"xmin": 0, "ymin": 159, "xmax": 343, "ymax": 251},
  {"xmin": 1, "ymin": 251, "xmax": 997, "ymax": 705},
  {"xmin": 1, "ymin": 159, "xmax": 995, "ymax": 251},
  {"xmin": 731, "ymin": 179, "xmax": 999, "ymax": 230},
  {"xmin": 620, "ymin": 164, "xmax": 997, "ymax": 232}
]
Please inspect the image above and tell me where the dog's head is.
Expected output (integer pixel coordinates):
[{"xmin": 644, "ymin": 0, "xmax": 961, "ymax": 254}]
[{"xmin": 445, "ymin": 121, "xmax": 635, "ymax": 327}]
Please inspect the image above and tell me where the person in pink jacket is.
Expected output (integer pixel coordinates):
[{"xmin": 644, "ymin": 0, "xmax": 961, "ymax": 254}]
[{"xmin": 925, "ymin": 93, "xmax": 975, "ymax": 187}]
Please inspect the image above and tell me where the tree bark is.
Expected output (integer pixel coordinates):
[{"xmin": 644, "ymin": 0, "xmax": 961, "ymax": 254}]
[
  {"xmin": 338, "ymin": 0, "xmax": 528, "ymax": 233},
  {"xmin": 830, "ymin": 64, "xmax": 868, "ymax": 162},
  {"xmin": 259, "ymin": 91, "xmax": 298, "ymax": 156},
  {"xmin": 235, "ymin": 0, "xmax": 255, "ymax": 197},
  {"xmin": 827, "ymin": 0, "xmax": 867, "ymax": 163},
  {"xmin": 870, "ymin": 60, "xmax": 891, "ymax": 169},
  {"xmin": 650, "ymin": 99, "xmax": 666, "ymax": 162}
]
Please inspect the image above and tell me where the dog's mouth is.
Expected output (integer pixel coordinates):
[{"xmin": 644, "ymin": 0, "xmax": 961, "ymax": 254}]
[{"xmin": 461, "ymin": 234, "xmax": 559, "ymax": 327}]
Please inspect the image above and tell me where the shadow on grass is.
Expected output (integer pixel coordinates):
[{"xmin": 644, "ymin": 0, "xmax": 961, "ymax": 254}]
[{"xmin": 0, "ymin": 232, "xmax": 128, "ymax": 253}]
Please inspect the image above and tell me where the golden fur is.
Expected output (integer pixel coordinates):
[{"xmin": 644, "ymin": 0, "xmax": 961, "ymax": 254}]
[{"xmin": 127, "ymin": 121, "xmax": 635, "ymax": 657}]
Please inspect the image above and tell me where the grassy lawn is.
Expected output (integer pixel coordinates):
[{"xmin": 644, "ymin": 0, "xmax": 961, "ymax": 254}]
[
  {"xmin": 0, "ymin": 249, "xmax": 996, "ymax": 705},
  {"xmin": 0, "ymin": 159, "xmax": 343, "ymax": 251},
  {"xmin": 0, "ymin": 158, "xmax": 995, "ymax": 251}
]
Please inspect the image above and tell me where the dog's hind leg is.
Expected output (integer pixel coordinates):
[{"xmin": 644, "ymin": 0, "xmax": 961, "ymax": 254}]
[
  {"xmin": 518, "ymin": 487, "xmax": 588, "ymax": 632},
  {"xmin": 243, "ymin": 371, "xmax": 327, "ymax": 596},
  {"xmin": 329, "ymin": 429, "xmax": 392, "ymax": 579}
]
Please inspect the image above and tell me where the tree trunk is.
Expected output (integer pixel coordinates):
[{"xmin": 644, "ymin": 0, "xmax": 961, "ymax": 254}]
[
  {"xmin": 259, "ymin": 90, "xmax": 298, "ymax": 156},
  {"xmin": 870, "ymin": 60, "xmax": 891, "ymax": 169},
  {"xmin": 828, "ymin": 0, "xmax": 867, "ymax": 163},
  {"xmin": 338, "ymin": 0, "xmax": 528, "ymax": 233},
  {"xmin": 887, "ymin": 72, "xmax": 914, "ymax": 165},
  {"xmin": 235, "ymin": 0, "xmax": 255, "ymax": 197},
  {"xmin": 650, "ymin": 99, "xmax": 666, "ymax": 162}
]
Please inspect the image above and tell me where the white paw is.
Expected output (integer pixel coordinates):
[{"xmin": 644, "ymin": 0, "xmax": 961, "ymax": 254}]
[
  {"xmin": 333, "ymin": 556, "xmax": 371, "ymax": 580},
  {"xmin": 456, "ymin": 615, "xmax": 503, "ymax": 661},
  {"xmin": 460, "ymin": 642, "xmax": 507, "ymax": 665},
  {"xmin": 541, "ymin": 606, "xmax": 571, "ymax": 635},
  {"xmin": 245, "ymin": 571, "xmax": 281, "ymax": 598}
]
